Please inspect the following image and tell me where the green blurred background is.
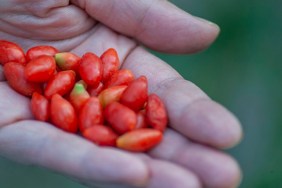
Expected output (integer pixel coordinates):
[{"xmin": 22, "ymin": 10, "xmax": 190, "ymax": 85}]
[{"xmin": 1, "ymin": 0, "xmax": 281, "ymax": 187}]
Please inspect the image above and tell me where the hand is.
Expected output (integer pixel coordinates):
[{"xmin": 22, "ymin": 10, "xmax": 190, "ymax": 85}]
[{"xmin": 0, "ymin": 1, "xmax": 242, "ymax": 188}]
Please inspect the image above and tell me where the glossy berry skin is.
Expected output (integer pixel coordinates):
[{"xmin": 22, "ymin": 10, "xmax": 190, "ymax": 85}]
[
  {"xmin": 146, "ymin": 94, "xmax": 168, "ymax": 132},
  {"xmin": 83, "ymin": 125, "xmax": 118, "ymax": 146},
  {"xmin": 26, "ymin": 45, "xmax": 58, "ymax": 62},
  {"xmin": 104, "ymin": 69, "xmax": 134, "ymax": 88},
  {"xmin": 79, "ymin": 97, "xmax": 103, "ymax": 132},
  {"xmin": 44, "ymin": 70, "xmax": 76, "ymax": 99},
  {"xmin": 88, "ymin": 82, "xmax": 104, "ymax": 97},
  {"xmin": 69, "ymin": 82, "xmax": 90, "ymax": 111},
  {"xmin": 100, "ymin": 48, "xmax": 119, "ymax": 82},
  {"xmin": 135, "ymin": 110, "xmax": 147, "ymax": 129},
  {"xmin": 104, "ymin": 102, "xmax": 136, "ymax": 134},
  {"xmin": 3, "ymin": 62, "xmax": 42, "ymax": 96},
  {"xmin": 55, "ymin": 52, "xmax": 81, "ymax": 72},
  {"xmin": 0, "ymin": 40, "xmax": 26, "ymax": 65},
  {"xmin": 116, "ymin": 128, "xmax": 162, "ymax": 152},
  {"xmin": 25, "ymin": 55, "xmax": 56, "ymax": 82},
  {"xmin": 79, "ymin": 52, "xmax": 102, "ymax": 87},
  {"xmin": 31, "ymin": 92, "xmax": 49, "ymax": 121},
  {"xmin": 50, "ymin": 94, "xmax": 78, "ymax": 133},
  {"xmin": 120, "ymin": 76, "xmax": 148, "ymax": 111},
  {"xmin": 98, "ymin": 85, "xmax": 127, "ymax": 108}
]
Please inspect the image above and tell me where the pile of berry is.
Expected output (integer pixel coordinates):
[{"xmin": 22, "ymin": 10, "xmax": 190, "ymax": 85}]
[{"xmin": 0, "ymin": 40, "xmax": 168, "ymax": 152}]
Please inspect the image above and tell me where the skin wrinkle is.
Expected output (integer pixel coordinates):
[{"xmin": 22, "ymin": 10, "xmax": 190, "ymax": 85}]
[
  {"xmin": 132, "ymin": 1, "xmax": 155, "ymax": 39},
  {"xmin": 0, "ymin": 3, "xmax": 95, "ymax": 40},
  {"xmin": 0, "ymin": 18, "xmax": 97, "ymax": 51},
  {"xmin": 72, "ymin": 24, "xmax": 138, "ymax": 63},
  {"xmin": 23, "ymin": 0, "xmax": 70, "ymax": 17}
]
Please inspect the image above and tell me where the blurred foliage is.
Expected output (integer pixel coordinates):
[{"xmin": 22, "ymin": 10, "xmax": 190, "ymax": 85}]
[{"xmin": 1, "ymin": 0, "xmax": 281, "ymax": 187}]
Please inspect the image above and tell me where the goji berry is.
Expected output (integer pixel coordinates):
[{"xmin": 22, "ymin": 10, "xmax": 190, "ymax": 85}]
[
  {"xmin": 0, "ymin": 40, "xmax": 26, "ymax": 65},
  {"xmin": 146, "ymin": 94, "xmax": 168, "ymax": 132},
  {"xmin": 104, "ymin": 102, "xmax": 136, "ymax": 134},
  {"xmin": 3, "ymin": 62, "xmax": 42, "ymax": 96},
  {"xmin": 44, "ymin": 70, "xmax": 76, "ymax": 99},
  {"xmin": 100, "ymin": 48, "xmax": 119, "ymax": 82},
  {"xmin": 98, "ymin": 85, "xmax": 127, "ymax": 108},
  {"xmin": 69, "ymin": 82, "xmax": 90, "ymax": 111},
  {"xmin": 135, "ymin": 110, "xmax": 147, "ymax": 129},
  {"xmin": 79, "ymin": 97, "xmax": 103, "ymax": 132},
  {"xmin": 50, "ymin": 94, "xmax": 78, "ymax": 133},
  {"xmin": 31, "ymin": 92, "xmax": 49, "ymax": 121},
  {"xmin": 120, "ymin": 76, "xmax": 148, "ymax": 111},
  {"xmin": 116, "ymin": 128, "xmax": 162, "ymax": 152},
  {"xmin": 26, "ymin": 45, "xmax": 58, "ymax": 62},
  {"xmin": 87, "ymin": 82, "xmax": 104, "ymax": 96},
  {"xmin": 78, "ymin": 52, "xmax": 102, "ymax": 87},
  {"xmin": 83, "ymin": 125, "xmax": 118, "ymax": 146},
  {"xmin": 25, "ymin": 55, "xmax": 56, "ymax": 82},
  {"xmin": 104, "ymin": 69, "xmax": 134, "ymax": 88},
  {"xmin": 55, "ymin": 52, "xmax": 80, "ymax": 72}
]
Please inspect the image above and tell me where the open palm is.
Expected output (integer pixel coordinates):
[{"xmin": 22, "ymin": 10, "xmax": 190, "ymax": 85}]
[{"xmin": 0, "ymin": 1, "xmax": 242, "ymax": 188}]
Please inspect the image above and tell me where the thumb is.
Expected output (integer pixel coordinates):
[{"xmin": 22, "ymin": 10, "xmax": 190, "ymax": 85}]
[{"xmin": 71, "ymin": 0, "xmax": 219, "ymax": 53}]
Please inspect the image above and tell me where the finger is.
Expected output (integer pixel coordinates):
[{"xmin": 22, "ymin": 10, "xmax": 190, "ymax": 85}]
[
  {"xmin": 136, "ymin": 155, "xmax": 201, "ymax": 188},
  {"xmin": 0, "ymin": 120, "xmax": 149, "ymax": 187},
  {"xmin": 0, "ymin": 82, "xmax": 33, "ymax": 127},
  {"xmin": 149, "ymin": 129, "xmax": 242, "ymax": 188},
  {"xmin": 71, "ymin": 0, "xmax": 219, "ymax": 53},
  {"xmin": 123, "ymin": 47, "xmax": 242, "ymax": 148}
]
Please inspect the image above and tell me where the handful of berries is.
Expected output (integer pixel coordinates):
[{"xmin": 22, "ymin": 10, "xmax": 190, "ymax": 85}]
[{"xmin": 0, "ymin": 40, "xmax": 168, "ymax": 152}]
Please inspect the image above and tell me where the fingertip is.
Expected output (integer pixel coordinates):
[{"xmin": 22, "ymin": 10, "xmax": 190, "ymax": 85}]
[
  {"xmin": 178, "ymin": 144, "xmax": 242, "ymax": 188},
  {"xmin": 206, "ymin": 101, "xmax": 243, "ymax": 149},
  {"xmin": 208, "ymin": 154, "xmax": 242, "ymax": 188},
  {"xmin": 220, "ymin": 159, "xmax": 242, "ymax": 188},
  {"xmin": 178, "ymin": 100, "xmax": 243, "ymax": 149},
  {"xmin": 186, "ymin": 16, "xmax": 221, "ymax": 53},
  {"xmin": 218, "ymin": 114, "xmax": 243, "ymax": 149},
  {"xmin": 141, "ymin": 2, "xmax": 221, "ymax": 54}
]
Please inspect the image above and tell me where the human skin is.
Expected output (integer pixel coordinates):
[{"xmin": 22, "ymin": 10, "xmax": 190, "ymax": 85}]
[{"xmin": 0, "ymin": 1, "xmax": 242, "ymax": 188}]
